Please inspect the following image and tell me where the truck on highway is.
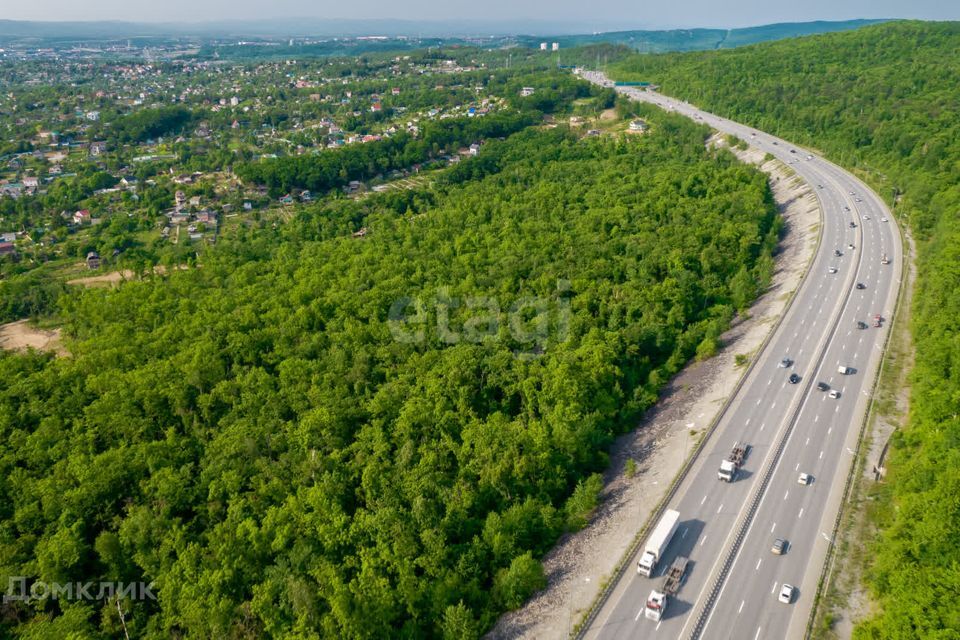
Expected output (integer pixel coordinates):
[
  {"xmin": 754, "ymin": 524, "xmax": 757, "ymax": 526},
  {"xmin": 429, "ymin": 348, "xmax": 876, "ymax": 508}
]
[
  {"xmin": 644, "ymin": 556, "xmax": 689, "ymax": 621},
  {"xmin": 638, "ymin": 509, "xmax": 680, "ymax": 577},
  {"xmin": 718, "ymin": 443, "xmax": 748, "ymax": 482}
]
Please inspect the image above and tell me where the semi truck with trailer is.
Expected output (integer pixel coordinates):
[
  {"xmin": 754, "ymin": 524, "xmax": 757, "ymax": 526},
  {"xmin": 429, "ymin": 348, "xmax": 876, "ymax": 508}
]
[
  {"xmin": 718, "ymin": 443, "xmax": 749, "ymax": 482},
  {"xmin": 637, "ymin": 509, "xmax": 680, "ymax": 577},
  {"xmin": 644, "ymin": 556, "xmax": 690, "ymax": 621}
]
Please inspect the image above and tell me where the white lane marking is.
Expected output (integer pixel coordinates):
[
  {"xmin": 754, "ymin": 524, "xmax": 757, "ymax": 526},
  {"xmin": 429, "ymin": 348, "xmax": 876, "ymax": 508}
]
[
  {"xmin": 771, "ymin": 522, "xmax": 777, "ymax": 532},
  {"xmin": 745, "ymin": 418, "xmax": 751, "ymax": 426},
  {"xmin": 755, "ymin": 558, "xmax": 762, "ymax": 571},
  {"xmin": 657, "ymin": 620, "xmax": 662, "ymax": 631},
  {"xmin": 783, "ymin": 490, "xmax": 789, "ymax": 501},
  {"xmin": 717, "ymin": 503, "xmax": 724, "ymax": 513},
  {"xmin": 836, "ymin": 404, "xmax": 840, "ymax": 413},
  {"xmin": 635, "ymin": 608, "xmax": 643, "ymax": 621},
  {"xmin": 771, "ymin": 582, "xmax": 778, "ymax": 594},
  {"xmin": 754, "ymin": 627, "xmax": 763, "ymax": 640},
  {"xmin": 799, "ymin": 508, "xmax": 804, "ymax": 519},
  {"xmin": 814, "ymin": 415, "xmax": 819, "ymax": 422},
  {"xmin": 757, "ymin": 398, "xmax": 762, "ymax": 405},
  {"xmin": 760, "ymin": 423, "xmax": 766, "ymax": 432},
  {"xmin": 702, "ymin": 495, "xmax": 708, "ymax": 505},
  {"xmin": 828, "ymin": 426, "xmax": 832, "ymax": 435},
  {"xmin": 682, "ymin": 527, "xmax": 689, "ymax": 540},
  {"xmin": 805, "ymin": 437, "xmax": 810, "ymax": 446},
  {"xmin": 795, "ymin": 462, "xmax": 800, "ymax": 471},
  {"xmin": 739, "ymin": 599, "xmax": 745, "ymax": 614},
  {"xmin": 820, "ymin": 450, "xmax": 825, "ymax": 459},
  {"xmin": 771, "ymin": 402, "xmax": 777, "ymax": 409}
]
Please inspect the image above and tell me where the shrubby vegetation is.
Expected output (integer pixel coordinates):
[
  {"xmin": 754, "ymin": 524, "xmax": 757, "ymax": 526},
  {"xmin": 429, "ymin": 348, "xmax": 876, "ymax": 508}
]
[
  {"xmin": 0, "ymin": 111, "xmax": 777, "ymax": 638},
  {"xmin": 612, "ymin": 20, "xmax": 960, "ymax": 637},
  {"xmin": 235, "ymin": 111, "xmax": 539, "ymax": 197}
]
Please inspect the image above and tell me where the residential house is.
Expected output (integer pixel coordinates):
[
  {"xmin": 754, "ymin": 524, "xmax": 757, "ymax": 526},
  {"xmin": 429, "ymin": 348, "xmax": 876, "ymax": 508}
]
[
  {"xmin": 629, "ymin": 119, "xmax": 649, "ymax": 132},
  {"xmin": 86, "ymin": 251, "xmax": 101, "ymax": 269},
  {"xmin": 73, "ymin": 209, "xmax": 91, "ymax": 225},
  {"xmin": 90, "ymin": 141, "xmax": 108, "ymax": 156},
  {"xmin": 520, "ymin": 87, "xmax": 536, "ymax": 97}
]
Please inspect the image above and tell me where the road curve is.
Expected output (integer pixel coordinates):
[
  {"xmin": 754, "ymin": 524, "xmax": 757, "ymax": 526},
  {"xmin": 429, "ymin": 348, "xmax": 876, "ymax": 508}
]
[{"xmin": 576, "ymin": 71, "xmax": 902, "ymax": 640}]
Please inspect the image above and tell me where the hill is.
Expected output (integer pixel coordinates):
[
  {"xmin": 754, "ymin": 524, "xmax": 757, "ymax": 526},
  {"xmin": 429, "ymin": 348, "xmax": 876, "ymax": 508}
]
[{"xmin": 610, "ymin": 20, "xmax": 960, "ymax": 638}]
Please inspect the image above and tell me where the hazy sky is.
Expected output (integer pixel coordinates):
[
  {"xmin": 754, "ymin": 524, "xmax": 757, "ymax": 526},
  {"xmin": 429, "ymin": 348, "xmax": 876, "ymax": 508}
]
[{"xmin": 5, "ymin": 0, "xmax": 959, "ymax": 29}]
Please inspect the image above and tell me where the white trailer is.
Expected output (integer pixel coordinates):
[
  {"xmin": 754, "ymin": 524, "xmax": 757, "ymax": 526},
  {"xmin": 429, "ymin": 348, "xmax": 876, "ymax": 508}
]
[{"xmin": 638, "ymin": 509, "xmax": 680, "ymax": 577}]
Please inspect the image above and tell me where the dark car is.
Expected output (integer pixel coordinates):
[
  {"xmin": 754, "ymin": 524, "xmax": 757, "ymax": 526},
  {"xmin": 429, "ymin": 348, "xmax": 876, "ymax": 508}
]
[
  {"xmin": 857, "ymin": 321, "xmax": 869, "ymax": 329},
  {"xmin": 856, "ymin": 283, "xmax": 866, "ymax": 290},
  {"xmin": 817, "ymin": 382, "xmax": 830, "ymax": 391},
  {"xmin": 772, "ymin": 538, "xmax": 788, "ymax": 555},
  {"xmin": 788, "ymin": 373, "xmax": 801, "ymax": 384}
]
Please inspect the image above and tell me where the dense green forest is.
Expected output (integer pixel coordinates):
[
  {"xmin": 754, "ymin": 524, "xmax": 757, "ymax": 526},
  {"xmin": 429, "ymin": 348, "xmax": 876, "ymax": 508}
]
[
  {"xmin": 612, "ymin": 20, "xmax": 960, "ymax": 637},
  {"xmin": 234, "ymin": 111, "xmax": 539, "ymax": 197},
  {"xmin": 0, "ymin": 110, "xmax": 777, "ymax": 637}
]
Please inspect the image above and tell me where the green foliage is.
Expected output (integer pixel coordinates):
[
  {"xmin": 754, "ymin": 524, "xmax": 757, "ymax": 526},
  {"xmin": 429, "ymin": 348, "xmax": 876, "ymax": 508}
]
[
  {"xmin": 611, "ymin": 20, "xmax": 960, "ymax": 637},
  {"xmin": 564, "ymin": 473, "xmax": 604, "ymax": 531},
  {"xmin": 624, "ymin": 458, "xmax": 637, "ymax": 478},
  {"xmin": 493, "ymin": 553, "xmax": 547, "ymax": 610},
  {"xmin": 0, "ymin": 114, "xmax": 775, "ymax": 638},
  {"xmin": 235, "ymin": 111, "xmax": 539, "ymax": 197},
  {"xmin": 110, "ymin": 106, "xmax": 193, "ymax": 143}
]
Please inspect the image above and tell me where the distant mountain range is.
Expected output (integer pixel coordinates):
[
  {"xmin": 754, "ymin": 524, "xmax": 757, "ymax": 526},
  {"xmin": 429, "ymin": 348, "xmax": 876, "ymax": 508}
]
[{"xmin": 0, "ymin": 17, "xmax": 890, "ymax": 53}]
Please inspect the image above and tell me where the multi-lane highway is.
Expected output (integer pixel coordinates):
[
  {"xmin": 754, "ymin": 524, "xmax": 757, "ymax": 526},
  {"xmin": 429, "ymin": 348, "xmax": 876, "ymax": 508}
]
[{"xmin": 578, "ymin": 71, "xmax": 902, "ymax": 640}]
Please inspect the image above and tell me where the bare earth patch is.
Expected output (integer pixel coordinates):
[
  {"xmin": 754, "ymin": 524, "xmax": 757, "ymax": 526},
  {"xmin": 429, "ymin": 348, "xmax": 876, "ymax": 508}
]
[
  {"xmin": 486, "ymin": 134, "xmax": 821, "ymax": 639},
  {"xmin": 67, "ymin": 269, "xmax": 134, "ymax": 287},
  {"xmin": 0, "ymin": 320, "xmax": 64, "ymax": 355}
]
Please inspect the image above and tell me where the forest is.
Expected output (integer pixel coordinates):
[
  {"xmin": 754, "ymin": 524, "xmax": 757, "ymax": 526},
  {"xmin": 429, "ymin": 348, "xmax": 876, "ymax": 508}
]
[
  {"xmin": 612, "ymin": 20, "xmax": 960, "ymax": 638},
  {"xmin": 0, "ymin": 108, "xmax": 777, "ymax": 638},
  {"xmin": 234, "ymin": 111, "xmax": 539, "ymax": 197}
]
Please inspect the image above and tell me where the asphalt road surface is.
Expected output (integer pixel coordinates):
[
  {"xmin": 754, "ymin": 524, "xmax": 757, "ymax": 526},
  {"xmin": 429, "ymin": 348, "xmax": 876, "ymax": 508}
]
[{"xmin": 578, "ymin": 71, "xmax": 902, "ymax": 640}]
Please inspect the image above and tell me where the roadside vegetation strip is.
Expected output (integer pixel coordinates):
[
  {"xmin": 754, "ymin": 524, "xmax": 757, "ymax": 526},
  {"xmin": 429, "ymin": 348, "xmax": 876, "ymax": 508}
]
[
  {"xmin": 805, "ymin": 208, "xmax": 907, "ymax": 639},
  {"xmin": 572, "ymin": 131, "xmax": 822, "ymax": 638}
]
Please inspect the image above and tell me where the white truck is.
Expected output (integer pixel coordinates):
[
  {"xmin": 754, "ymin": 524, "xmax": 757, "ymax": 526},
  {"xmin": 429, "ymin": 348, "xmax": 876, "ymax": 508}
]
[
  {"xmin": 644, "ymin": 556, "xmax": 689, "ymax": 621},
  {"xmin": 718, "ymin": 443, "xmax": 748, "ymax": 482},
  {"xmin": 638, "ymin": 509, "xmax": 680, "ymax": 577},
  {"xmin": 838, "ymin": 365, "xmax": 853, "ymax": 375}
]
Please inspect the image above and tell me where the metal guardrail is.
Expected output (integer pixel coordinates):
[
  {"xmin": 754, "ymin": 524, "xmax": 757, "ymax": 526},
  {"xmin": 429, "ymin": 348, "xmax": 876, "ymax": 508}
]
[
  {"xmin": 802, "ymin": 206, "xmax": 907, "ymax": 639},
  {"xmin": 571, "ymin": 117, "xmax": 824, "ymax": 638}
]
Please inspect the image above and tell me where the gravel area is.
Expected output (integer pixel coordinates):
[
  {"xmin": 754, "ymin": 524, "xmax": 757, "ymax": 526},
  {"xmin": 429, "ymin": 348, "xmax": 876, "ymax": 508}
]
[{"xmin": 486, "ymin": 135, "xmax": 821, "ymax": 640}]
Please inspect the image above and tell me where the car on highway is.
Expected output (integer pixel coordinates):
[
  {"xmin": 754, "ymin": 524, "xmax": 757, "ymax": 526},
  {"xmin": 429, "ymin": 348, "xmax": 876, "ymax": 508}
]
[
  {"xmin": 798, "ymin": 472, "xmax": 812, "ymax": 485},
  {"xmin": 849, "ymin": 221, "xmax": 857, "ymax": 228},
  {"xmin": 772, "ymin": 538, "xmax": 787, "ymax": 555},
  {"xmin": 772, "ymin": 141, "xmax": 778, "ymax": 145},
  {"xmin": 806, "ymin": 154, "xmax": 814, "ymax": 160},
  {"xmin": 856, "ymin": 282, "xmax": 866, "ymax": 289},
  {"xmin": 829, "ymin": 389, "xmax": 842, "ymax": 399},
  {"xmin": 856, "ymin": 198, "xmax": 862, "ymax": 202},
  {"xmin": 864, "ymin": 215, "xmax": 871, "ymax": 220},
  {"xmin": 778, "ymin": 584, "xmax": 795, "ymax": 604},
  {"xmin": 849, "ymin": 191, "xmax": 855, "ymax": 196},
  {"xmin": 875, "ymin": 314, "xmax": 883, "ymax": 327},
  {"xmin": 848, "ymin": 243, "xmax": 855, "ymax": 249},
  {"xmin": 778, "ymin": 357, "xmax": 793, "ymax": 368},
  {"xmin": 788, "ymin": 373, "xmax": 801, "ymax": 384},
  {"xmin": 790, "ymin": 149, "xmax": 796, "ymax": 154},
  {"xmin": 881, "ymin": 217, "xmax": 889, "ymax": 222},
  {"xmin": 834, "ymin": 249, "xmax": 843, "ymax": 257},
  {"xmin": 817, "ymin": 382, "xmax": 830, "ymax": 391},
  {"xmin": 817, "ymin": 184, "xmax": 823, "ymax": 189},
  {"xmin": 828, "ymin": 267, "xmax": 838, "ymax": 273},
  {"xmin": 857, "ymin": 320, "xmax": 869, "ymax": 329},
  {"xmin": 844, "ymin": 206, "xmax": 851, "ymax": 211}
]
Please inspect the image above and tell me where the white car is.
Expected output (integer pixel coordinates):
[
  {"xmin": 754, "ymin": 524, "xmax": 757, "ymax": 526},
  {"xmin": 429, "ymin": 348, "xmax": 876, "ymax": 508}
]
[
  {"xmin": 829, "ymin": 389, "xmax": 841, "ymax": 399},
  {"xmin": 778, "ymin": 357, "xmax": 793, "ymax": 368},
  {"xmin": 881, "ymin": 218, "xmax": 889, "ymax": 222},
  {"xmin": 848, "ymin": 243, "xmax": 855, "ymax": 249},
  {"xmin": 779, "ymin": 584, "xmax": 795, "ymax": 604},
  {"xmin": 828, "ymin": 267, "xmax": 838, "ymax": 274},
  {"xmin": 864, "ymin": 215, "xmax": 871, "ymax": 220},
  {"xmin": 798, "ymin": 472, "xmax": 812, "ymax": 485}
]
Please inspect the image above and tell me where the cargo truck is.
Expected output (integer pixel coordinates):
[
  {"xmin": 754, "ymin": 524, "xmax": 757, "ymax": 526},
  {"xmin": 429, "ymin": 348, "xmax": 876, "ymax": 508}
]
[
  {"xmin": 644, "ymin": 556, "xmax": 689, "ymax": 621},
  {"xmin": 637, "ymin": 509, "xmax": 680, "ymax": 577},
  {"xmin": 718, "ymin": 443, "xmax": 748, "ymax": 482}
]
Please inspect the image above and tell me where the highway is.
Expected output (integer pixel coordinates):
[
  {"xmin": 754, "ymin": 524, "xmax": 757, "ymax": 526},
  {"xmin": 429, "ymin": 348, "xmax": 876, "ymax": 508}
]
[{"xmin": 577, "ymin": 71, "xmax": 902, "ymax": 640}]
